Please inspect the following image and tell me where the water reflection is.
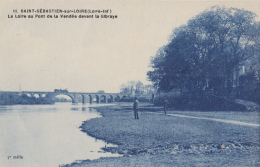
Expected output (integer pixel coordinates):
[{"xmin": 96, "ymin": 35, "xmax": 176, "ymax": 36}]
[
  {"xmin": 71, "ymin": 107, "xmax": 79, "ymax": 111},
  {"xmin": 0, "ymin": 102, "xmax": 120, "ymax": 167},
  {"xmin": 89, "ymin": 108, "xmax": 95, "ymax": 112}
]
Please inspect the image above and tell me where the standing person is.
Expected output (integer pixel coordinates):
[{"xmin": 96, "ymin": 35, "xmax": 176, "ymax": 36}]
[
  {"xmin": 163, "ymin": 98, "xmax": 168, "ymax": 114},
  {"xmin": 133, "ymin": 97, "xmax": 139, "ymax": 119}
]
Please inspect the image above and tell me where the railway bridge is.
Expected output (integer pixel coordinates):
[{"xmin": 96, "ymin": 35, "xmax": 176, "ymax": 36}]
[{"xmin": 0, "ymin": 91, "xmax": 127, "ymax": 104}]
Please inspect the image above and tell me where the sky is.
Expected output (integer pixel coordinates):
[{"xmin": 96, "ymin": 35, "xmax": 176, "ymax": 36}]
[{"xmin": 0, "ymin": 0, "xmax": 260, "ymax": 93}]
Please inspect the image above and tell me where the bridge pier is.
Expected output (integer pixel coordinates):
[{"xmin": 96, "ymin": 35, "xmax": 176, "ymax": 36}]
[
  {"xmin": 82, "ymin": 95, "xmax": 87, "ymax": 104},
  {"xmin": 72, "ymin": 94, "xmax": 79, "ymax": 104},
  {"xmin": 104, "ymin": 96, "xmax": 108, "ymax": 103},
  {"xmin": 89, "ymin": 96, "xmax": 93, "ymax": 103}
]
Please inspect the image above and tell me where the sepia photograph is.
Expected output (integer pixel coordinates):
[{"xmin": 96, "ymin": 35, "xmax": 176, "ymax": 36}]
[{"xmin": 0, "ymin": 0, "xmax": 259, "ymax": 166}]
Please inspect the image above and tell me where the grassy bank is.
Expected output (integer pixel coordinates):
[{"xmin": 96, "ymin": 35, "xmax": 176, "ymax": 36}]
[{"xmin": 63, "ymin": 102, "xmax": 259, "ymax": 167}]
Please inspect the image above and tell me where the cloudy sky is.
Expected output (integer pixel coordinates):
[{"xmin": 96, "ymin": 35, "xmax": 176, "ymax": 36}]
[{"xmin": 0, "ymin": 0, "xmax": 259, "ymax": 93}]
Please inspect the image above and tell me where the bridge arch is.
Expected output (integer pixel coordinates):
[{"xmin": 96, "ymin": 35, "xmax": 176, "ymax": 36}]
[
  {"xmin": 33, "ymin": 94, "xmax": 40, "ymax": 98},
  {"xmin": 114, "ymin": 95, "xmax": 120, "ymax": 102},
  {"xmin": 80, "ymin": 94, "xmax": 93, "ymax": 104},
  {"xmin": 121, "ymin": 95, "xmax": 127, "ymax": 101},
  {"xmin": 81, "ymin": 94, "xmax": 87, "ymax": 104},
  {"xmin": 108, "ymin": 95, "xmax": 114, "ymax": 103},
  {"xmin": 93, "ymin": 95, "xmax": 100, "ymax": 103},
  {"xmin": 100, "ymin": 95, "xmax": 107, "ymax": 103},
  {"xmin": 52, "ymin": 94, "xmax": 74, "ymax": 103},
  {"xmin": 77, "ymin": 94, "xmax": 85, "ymax": 104}
]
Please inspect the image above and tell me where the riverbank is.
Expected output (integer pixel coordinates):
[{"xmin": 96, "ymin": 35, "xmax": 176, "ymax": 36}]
[
  {"xmin": 0, "ymin": 93, "xmax": 54, "ymax": 105},
  {"xmin": 63, "ymin": 102, "xmax": 260, "ymax": 167}
]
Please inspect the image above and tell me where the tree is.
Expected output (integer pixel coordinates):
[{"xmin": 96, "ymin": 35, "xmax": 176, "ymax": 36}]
[
  {"xmin": 147, "ymin": 47, "xmax": 167, "ymax": 90},
  {"xmin": 120, "ymin": 81, "xmax": 135, "ymax": 94},
  {"xmin": 120, "ymin": 81, "xmax": 155, "ymax": 95},
  {"xmin": 147, "ymin": 6, "xmax": 260, "ymax": 97},
  {"xmin": 189, "ymin": 6, "xmax": 259, "ymax": 96},
  {"xmin": 144, "ymin": 84, "xmax": 156, "ymax": 94},
  {"xmin": 135, "ymin": 81, "xmax": 144, "ymax": 94},
  {"xmin": 120, "ymin": 83, "xmax": 130, "ymax": 94}
]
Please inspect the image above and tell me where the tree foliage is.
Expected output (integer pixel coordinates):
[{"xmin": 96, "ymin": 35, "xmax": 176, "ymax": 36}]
[{"xmin": 147, "ymin": 6, "xmax": 260, "ymax": 97}]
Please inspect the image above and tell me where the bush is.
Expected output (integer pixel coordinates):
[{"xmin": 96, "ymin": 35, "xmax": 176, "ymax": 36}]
[
  {"xmin": 154, "ymin": 94, "xmax": 247, "ymax": 111},
  {"xmin": 236, "ymin": 83, "xmax": 260, "ymax": 104},
  {"xmin": 119, "ymin": 96, "xmax": 151, "ymax": 102}
]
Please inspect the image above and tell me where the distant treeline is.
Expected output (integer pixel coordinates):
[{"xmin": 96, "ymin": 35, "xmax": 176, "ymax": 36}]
[{"xmin": 0, "ymin": 93, "xmax": 54, "ymax": 105}]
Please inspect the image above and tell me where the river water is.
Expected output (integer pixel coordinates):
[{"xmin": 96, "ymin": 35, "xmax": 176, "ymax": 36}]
[{"xmin": 0, "ymin": 103, "xmax": 120, "ymax": 167}]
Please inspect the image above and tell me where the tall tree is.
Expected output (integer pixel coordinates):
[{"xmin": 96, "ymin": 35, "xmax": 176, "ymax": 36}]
[
  {"xmin": 147, "ymin": 6, "xmax": 260, "ymax": 97},
  {"xmin": 135, "ymin": 81, "xmax": 144, "ymax": 94}
]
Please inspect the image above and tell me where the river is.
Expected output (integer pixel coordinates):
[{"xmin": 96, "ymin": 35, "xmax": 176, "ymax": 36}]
[{"xmin": 0, "ymin": 102, "xmax": 120, "ymax": 167}]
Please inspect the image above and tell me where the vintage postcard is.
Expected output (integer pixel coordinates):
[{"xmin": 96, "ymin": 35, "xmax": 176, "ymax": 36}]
[{"xmin": 0, "ymin": 0, "xmax": 259, "ymax": 166}]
